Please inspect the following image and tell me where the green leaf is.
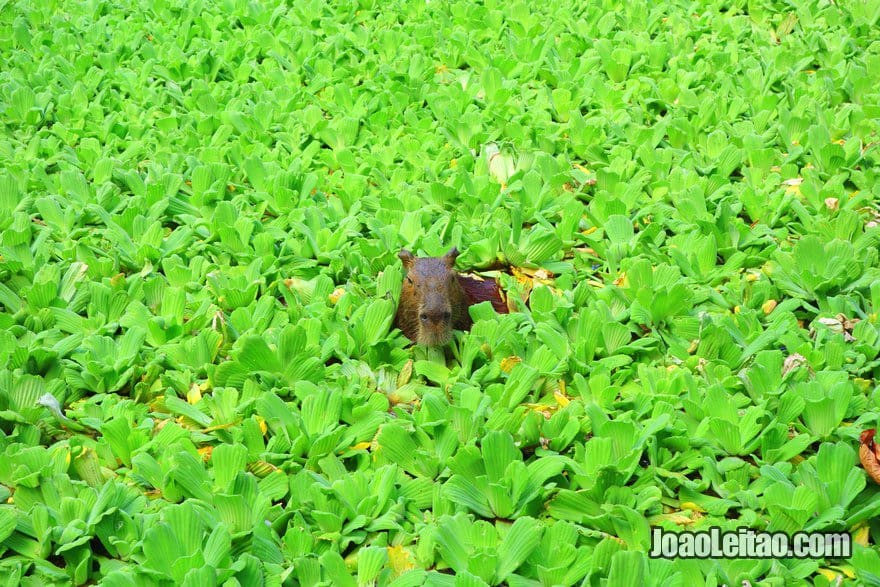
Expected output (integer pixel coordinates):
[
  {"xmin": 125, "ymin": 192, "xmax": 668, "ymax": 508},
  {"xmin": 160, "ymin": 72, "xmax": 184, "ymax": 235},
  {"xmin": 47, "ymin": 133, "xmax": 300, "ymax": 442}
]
[{"xmin": 496, "ymin": 516, "xmax": 541, "ymax": 581}]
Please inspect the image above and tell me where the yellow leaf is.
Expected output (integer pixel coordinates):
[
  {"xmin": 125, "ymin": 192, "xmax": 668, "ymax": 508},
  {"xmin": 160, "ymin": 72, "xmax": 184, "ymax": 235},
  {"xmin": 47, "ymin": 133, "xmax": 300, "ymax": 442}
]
[
  {"xmin": 783, "ymin": 177, "xmax": 803, "ymax": 197},
  {"xmin": 511, "ymin": 266, "xmax": 533, "ymax": 285},
  {"xmin": 554, "ymin": 389, "xmax": 570, "ymax": 408},
  {"xmin": 350, "ymin": 441, "xmax": 371, "ymax": 451},
  {"xmin": 397, "ymin": 360, "xmax": 413, "ymax": 387},
  {"xmin": 855, "ymin": 378, "xmax": 872, "ymax": 392},
  {"xmin": 679, "ymin": 502, "xmax": 705, "ymax": 513},
  {"xmin": 854, "ymin": 524, "xmax": 870, "ymax": 546},
  {"xmin": 500, "ymin": 356, "xmax": 522, "ymax": 373},
  {"xmin": 187, "ymin": 383, "xmax": 202, "ymax": 404},
  {"xmin": 517, "ymin": 266, "xmax": 555, "ymax": 284},
  {"xmin": 523, "ymin": 403, "xmax": 554, "ymax": 417},
  {"xmin": 762, "ymin": 299, "xmax": 777, "ymax": 315},
  {"xmin": 816, "ymin": 568, "xmax": 840, "ymax": 582},
  {"xmin": 648, "ymin": 512, "xmax": 694, "ymax": 526},
  {"xmin": 509, "ymin": 267, "xmax": 535, "ymax": 302},
  {"xmin": 388, "ymin": 545, "xmax": 415, "ymax": 575},
  {"xmin": 328, "ymin": 287, "xmax": 345, "ymax": 304},
  {"xmin": 248, "ymin": 460, "xmax": 280, "ymax": 477},
  {"xmin": 202, "ymin": 422, "xmax": 237, "ymax": 433}
]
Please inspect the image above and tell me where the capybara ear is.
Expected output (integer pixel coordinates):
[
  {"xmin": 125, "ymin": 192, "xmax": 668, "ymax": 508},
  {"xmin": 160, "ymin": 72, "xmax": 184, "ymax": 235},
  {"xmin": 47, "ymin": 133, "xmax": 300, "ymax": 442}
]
[
  {"xmin": 399, "ymin": 249, "xmax": 415, "ymax": 269},
  {"xmin": 443, "ymin": 247, "xmax": 459, "ymax": 268}
]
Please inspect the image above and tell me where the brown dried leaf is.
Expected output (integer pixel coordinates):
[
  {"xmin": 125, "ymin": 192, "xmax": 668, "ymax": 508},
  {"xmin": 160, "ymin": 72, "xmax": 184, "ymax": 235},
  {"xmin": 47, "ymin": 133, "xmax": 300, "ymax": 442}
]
[
  {"xmin": 782, "ymin": 353, "xmax": 809, "ymax": 376},
  {"xmin": 859, "ymin": 429, "xmax": 880, "ymax": 485}
]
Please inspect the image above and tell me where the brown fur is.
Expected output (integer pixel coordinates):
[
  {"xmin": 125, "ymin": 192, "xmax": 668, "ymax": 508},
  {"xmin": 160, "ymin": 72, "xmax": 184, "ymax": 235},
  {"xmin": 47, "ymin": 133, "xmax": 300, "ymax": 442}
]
[
  {"xmin": 455, "ymin": 274, "xmax": 509, "ymax": 315},
  {"xmin": 395, "ymin": 248, "xmax": 472, "ymax": 346}
]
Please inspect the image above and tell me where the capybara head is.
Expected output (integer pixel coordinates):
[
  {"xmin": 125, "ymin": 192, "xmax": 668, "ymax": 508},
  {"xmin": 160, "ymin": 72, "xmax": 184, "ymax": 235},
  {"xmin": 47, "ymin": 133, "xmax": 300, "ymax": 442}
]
[{"xmin": 396, "ymin": 247, "xmax": 470, "ymax": 346}]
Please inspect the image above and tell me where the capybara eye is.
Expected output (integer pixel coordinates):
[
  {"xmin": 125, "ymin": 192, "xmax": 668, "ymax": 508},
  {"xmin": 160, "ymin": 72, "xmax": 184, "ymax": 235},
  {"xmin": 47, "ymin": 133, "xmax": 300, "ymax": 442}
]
[{"xmin": 419, "ymin": 313, "xmax": 428, "ymax": 322}]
